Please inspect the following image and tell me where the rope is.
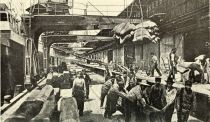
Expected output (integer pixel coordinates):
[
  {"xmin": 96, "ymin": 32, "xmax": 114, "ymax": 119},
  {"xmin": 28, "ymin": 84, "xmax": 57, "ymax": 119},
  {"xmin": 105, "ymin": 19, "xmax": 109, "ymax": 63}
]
[
  {"xmin": 87, "ymin": 0, "xmax": 114, "ymax": 24},
  {"xmin": 138, "ymin": 0, "xmax": 144, "ymax": 40},
  {"xmin": 128, "ymin": 2, "xmax": 134, "ymax": 21}
]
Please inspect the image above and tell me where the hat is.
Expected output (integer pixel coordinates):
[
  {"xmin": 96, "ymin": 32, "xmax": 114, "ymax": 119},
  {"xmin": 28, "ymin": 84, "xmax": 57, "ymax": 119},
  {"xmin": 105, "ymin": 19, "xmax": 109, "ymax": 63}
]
[
  {"xmin": 140, "ymin": 80, "xmax": 150, "ymax": 86},
  {"xmin": 137, "ymin": 79, "xmax": 142, "ymax": 82},
  {"xmin": 166, "ymin": 76, "xmax": 175, "ymax": 83},
  {"xmin": 155, "ymin": 76, "xmax": 162, "ymax": 81},
  {"xmin": 118, "ymin": 81, "xmax": 124, "ymax": 86}
]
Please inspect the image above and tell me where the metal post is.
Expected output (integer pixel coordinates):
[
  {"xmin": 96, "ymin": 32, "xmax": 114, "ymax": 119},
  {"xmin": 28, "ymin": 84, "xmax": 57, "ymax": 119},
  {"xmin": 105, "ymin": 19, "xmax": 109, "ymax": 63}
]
[{"xmin": 24, "ymin": 38, "xmax": 33, "ymax": 91}]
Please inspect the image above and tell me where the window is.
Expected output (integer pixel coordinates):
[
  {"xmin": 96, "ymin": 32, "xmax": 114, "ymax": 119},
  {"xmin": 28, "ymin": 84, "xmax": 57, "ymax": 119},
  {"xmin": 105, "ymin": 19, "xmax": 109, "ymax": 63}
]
[{"xmin": 0, "ymin": 13, "xmax": 7, "ymax": 21}]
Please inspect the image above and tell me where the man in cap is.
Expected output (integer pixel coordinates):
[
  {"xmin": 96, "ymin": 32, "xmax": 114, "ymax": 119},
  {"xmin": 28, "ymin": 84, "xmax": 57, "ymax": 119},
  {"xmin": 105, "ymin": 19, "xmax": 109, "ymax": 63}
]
[
  {"xmin": 149, "ymin": 77, "xmax": 165, "ymax": 110},
  {"xmin": 82, "ymin": 69, "xmax": 91, "ymax": 99},
  {"xmin": 104, "ymin": 80, "xmax": 126, "ymax": 119},
  {"xmin": 163, "ymin": 77, "xmax": 177, "ymax": 122},
  {"xmin": 140, "ymin": 80, "xmax": 150, "ymax": 104},
  {"xmin": 124, "ymin": 78, "xmax": 147, "ymax": 122},
  {"xmin": 176, "ymin": 80, "xmax": 196, "ymax": 122},
  {"xmin": 100, "ymin": 75, "xmax": 115, "ymax": 108},
  {"xmin": 169, "ymin": 48, "xmax": 178, "ymax": 80}
]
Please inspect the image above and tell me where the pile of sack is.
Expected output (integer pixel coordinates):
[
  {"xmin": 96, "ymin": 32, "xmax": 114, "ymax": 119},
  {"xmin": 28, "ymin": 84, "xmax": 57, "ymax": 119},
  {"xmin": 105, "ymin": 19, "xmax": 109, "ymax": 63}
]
[{"xmin": 112, "ymin": 20, "xmax": 160, "ymax": 44}]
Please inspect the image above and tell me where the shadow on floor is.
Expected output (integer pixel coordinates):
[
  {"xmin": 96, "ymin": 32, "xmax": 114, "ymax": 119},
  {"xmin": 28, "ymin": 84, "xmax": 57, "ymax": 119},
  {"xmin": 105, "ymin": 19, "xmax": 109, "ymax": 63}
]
[
  {"xmin": 80, "ymin": 110, "xmax": 124, "ymax": 122},
  {"xmin": 85, "ymin": 98, "xmax": 95, "ymax": 102}
]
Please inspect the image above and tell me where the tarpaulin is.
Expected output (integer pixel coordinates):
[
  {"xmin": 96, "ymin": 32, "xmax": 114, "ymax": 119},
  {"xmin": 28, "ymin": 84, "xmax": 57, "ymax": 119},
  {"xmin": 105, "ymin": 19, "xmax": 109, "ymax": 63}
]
[{"xmin": 113, "ymin": 22, "xmax": 135, "ymax": 36}]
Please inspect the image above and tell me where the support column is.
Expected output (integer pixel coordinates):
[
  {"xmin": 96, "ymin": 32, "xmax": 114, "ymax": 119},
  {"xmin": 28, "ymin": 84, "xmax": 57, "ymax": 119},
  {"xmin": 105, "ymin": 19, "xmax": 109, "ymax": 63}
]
[
  {"xmin": 24, "ymin": 38, "xmax": 33, "ymax": 90},
  {"xmin": 43, "ymin": 42, "xmax": 50, "ymax": 74}
]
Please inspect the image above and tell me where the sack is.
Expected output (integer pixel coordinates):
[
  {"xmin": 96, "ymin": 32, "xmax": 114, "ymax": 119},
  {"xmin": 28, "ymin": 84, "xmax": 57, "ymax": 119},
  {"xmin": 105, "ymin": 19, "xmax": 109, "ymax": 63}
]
[
  {"xmin": 133, "ymin": 28, "xmax": 151, "ymax": 42},
  {"xmin": 113, "ymin": 22, "xmax": 135, "ymax": 36}
]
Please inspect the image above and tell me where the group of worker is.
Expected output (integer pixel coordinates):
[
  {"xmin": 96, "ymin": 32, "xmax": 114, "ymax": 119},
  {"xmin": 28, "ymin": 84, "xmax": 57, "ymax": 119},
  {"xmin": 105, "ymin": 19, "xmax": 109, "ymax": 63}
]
[
  {"xmin": 101, "ymin": 66, "xmax": 196, "ymax": 122},
  {"xmin": 150, "ymin": 48, "xmax": 210, "ymax": 84}
]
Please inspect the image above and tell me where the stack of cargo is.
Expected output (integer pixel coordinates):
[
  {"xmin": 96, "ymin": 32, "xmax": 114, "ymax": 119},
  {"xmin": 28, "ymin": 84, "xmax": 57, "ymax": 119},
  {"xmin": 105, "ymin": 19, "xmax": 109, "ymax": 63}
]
[
  {"xmin": 113, "ymin": 20, "xmax": 160, "ymax": 44},
  {"xmin": 113, "ymin": 22, "xmax": 135, "ymax": 44}
]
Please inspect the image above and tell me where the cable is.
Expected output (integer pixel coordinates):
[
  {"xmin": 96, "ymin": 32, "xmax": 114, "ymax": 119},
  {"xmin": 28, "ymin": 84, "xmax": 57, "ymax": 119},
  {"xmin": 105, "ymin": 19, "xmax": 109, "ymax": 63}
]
[
  {"xmin": 128, "ymin": 2, "xmax": 134, "ymax": 21},
  {"xmin": 138, "ymin": 0, "xmax": 144, "ymax": 22},
  {"xmin": 87, "ymin": 0, "xmax": 114, "ymax": 24},
  {"xmin": 138, "ymin": 0, "xmax": 144, "ymax": 42}
]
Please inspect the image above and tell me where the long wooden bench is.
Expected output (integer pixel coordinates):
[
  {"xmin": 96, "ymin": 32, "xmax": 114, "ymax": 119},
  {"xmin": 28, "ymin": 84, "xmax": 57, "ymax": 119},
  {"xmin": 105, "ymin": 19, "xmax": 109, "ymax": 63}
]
[
  {"xmin": 30, "ymin": 87, "xmax": 61, "ymax": 122},
  {"xmin": 5, "ymin": 85, "xmax": 54, "ymax": 122}
]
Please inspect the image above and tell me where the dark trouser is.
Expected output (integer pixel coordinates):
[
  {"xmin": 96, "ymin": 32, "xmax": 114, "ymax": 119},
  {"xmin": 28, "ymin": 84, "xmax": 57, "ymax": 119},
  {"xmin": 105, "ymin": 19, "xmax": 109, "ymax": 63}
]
[
  {"xmin": 104, "ymin": 96, "xmax": 117, "ymax": 118},
  {"xmin": 74, "ymin": 96, "xmax": 84, "ymax": 116},
  {"xmin": 100, "ymin": 89, "xmax": 108, "ymax": 107},
  {"xmin": 86, "ymin": 84, "xmax": 89, "ymax": 99},
  {"xmin": 169, "ymin": 65, "xmax": 177, "ymax": 80},
  {"xmin": 73, "ymin": 89, "xmax": 85, "ymax": 116},
  {"xmin": 125, "ymin": 100, "xmax": 145, "ymax": 122},
  {"xmin": 165, "ymin": 103, "xmax": 175, "ymax": 122},
  {"xmin": 125, "ymin": 100, "xmax": 131, "ymax": 122},
  {"xmin": 177, "ymin": 111, "xmax": 190, "ymax": 122},
  {"xmin": 151, "ymin": 63, "xmax": 162, "ymax": 76}
]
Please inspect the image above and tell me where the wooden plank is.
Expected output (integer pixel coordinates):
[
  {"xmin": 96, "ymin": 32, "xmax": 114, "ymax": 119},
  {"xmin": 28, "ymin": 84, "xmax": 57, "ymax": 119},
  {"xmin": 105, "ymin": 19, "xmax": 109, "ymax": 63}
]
[
  {"xmin": 4, "ymin": 101, "xmax": 44, "ymax": 122},
  {"xmin": 59, "ymin": 97, "xmax": 79, "ymax": 122},
  {"xmin": 36, "ymin": 85, "xmax": 54, "ymax": 102}
]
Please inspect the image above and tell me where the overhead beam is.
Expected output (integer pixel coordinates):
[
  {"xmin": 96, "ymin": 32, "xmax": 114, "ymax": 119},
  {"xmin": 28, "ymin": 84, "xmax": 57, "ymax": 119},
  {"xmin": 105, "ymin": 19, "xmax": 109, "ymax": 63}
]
[
  {"xmin": 22, "ymin": 14, "xmax": 142, "ymax": 33},
  {"xmin": 42, "ymin": 35, "xmax": 114, "ymax": 42}
]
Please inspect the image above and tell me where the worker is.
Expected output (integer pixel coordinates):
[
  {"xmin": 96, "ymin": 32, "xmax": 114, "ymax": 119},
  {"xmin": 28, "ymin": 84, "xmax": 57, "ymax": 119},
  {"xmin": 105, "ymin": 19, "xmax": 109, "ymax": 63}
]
[
  {"xmin": 140, "ymin": 80, "xmax": 150, "ymax": 104},
  {"xmin": 149, "ymin": 77, "xmax": 165, "ymax": 110},
  {"xmin": 82, "ymin": 69, "xmax": 91, "ymax": 99},
  {"xmin": 126, "ymin": 69, "xmax": 137, "ymax": 91},
  {"xmin": 176, "ymin": 80, "xmax": 196, "ymax": 122},
  {"xmin": 126, "ymin": 77, "xmax": 136, "ymax": 92},
  {"xmin": 100, "ymin": 75, "xmax": 115, "ymax": 108},
  {"xmin": 150, "ymin": 52, "xmax": 162, "ymax": 77},
  {"xmin": 124, "ymin": 78, "xmax": 147, "ymax": 122},
  {"xmin": 169, "ymin": 48, "xmax": 178, "ymax": 80},
  {"xmin": 72, "ymin": 71, "xmax": 86, "ymax": 116},
  {"xmin": 104, "ymin": 80, "xmax": 126, "ymax": 119},
  {"xmin": 163, "ymin": 77, "xmax": 177, "ymax": 122},
  {"xmin": 104, "ymin": 66, "xmax": 112, "ymax": 81}
]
